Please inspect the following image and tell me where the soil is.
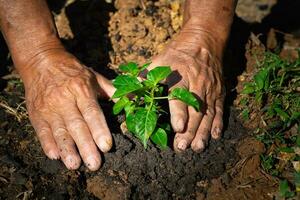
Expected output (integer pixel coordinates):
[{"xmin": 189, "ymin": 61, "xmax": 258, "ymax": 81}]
[{"xmin": 1, "ymin": 0, "xmax": 300, "ymax": 199}]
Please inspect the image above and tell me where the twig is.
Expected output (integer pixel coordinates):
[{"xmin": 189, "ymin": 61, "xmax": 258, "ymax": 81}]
[
  {"xmin": 16, "ymin": 190, "xmax": 32, "ymax": 200},
  {"xmin": 0, "ymin": 175, "xmax": 8, "ymax": 183},
  {"xmin": 0, "ymin": 99, "xmax": 28, "ymax": 122},
  {"xmin": 139, "ymin": 0, "xmax": 146, "ymax": 10}
]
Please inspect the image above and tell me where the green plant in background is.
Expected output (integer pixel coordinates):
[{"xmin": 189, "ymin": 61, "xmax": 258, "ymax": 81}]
[
  {"xmin": 240, "ymin": 51, "xmax": 300, "ymax": 198},
  {"xmin": 112, "ymin": 62, "xmax": 200, "ymax": 149}
]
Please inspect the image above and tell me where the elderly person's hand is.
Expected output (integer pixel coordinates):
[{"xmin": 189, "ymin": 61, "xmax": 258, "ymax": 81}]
[
  {"xmin": 24, "ymin": 50, "xmax": 114, "ymax": 170},
  {"xmin": 149, "ymin": 31, "xmax": 224, "ymax": 152},
  {"xmin": 149, "ymin": 0, "xmax": 236, "ymax": 152},
  {"xmin": 0, "ymin": 0, "xmax": 115, "ymax": 170}
]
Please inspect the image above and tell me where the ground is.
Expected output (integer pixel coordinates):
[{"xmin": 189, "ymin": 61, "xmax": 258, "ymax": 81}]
[{"xmin": 0, "ymin": 0, "xmax": 299, "ymax": 199}]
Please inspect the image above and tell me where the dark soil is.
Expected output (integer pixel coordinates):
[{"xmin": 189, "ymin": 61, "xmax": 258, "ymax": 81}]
[
  {"xmin": 1, "ymin": 0, "xmax": 300, "ymax": 199},
  {"xmin": 92, "ymin": 107, "xmax": 246, "ymax": 199},
  {"xmin": 0, "ymin": 84, "xmax": 246, "ymax": 200}
]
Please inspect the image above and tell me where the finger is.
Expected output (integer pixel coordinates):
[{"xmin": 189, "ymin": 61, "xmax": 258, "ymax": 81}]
[
  {"xmin": 173, "ymin": 85, "xmax": 205, "ymax": 151},
  {"xmin": 173, "ymin": 106, "xmax": 203, "ymax": 152},
  {"xmin": 29, "ymin": 114, "xmax": 60, "ymax": 159},
  {"xmin": 211, "ymin": 96, "xmax": 224, "ymax": 139},
  {"xmin": 191, "ymin": 104, "xmax": 215, "ymax": 152},
  {"xmin": 94, "ymin": 72, "xmax": 116, "ymax": 99},
  {"xmin": 61, "ymin": 106, "xmax": 101, "ymax": 171},
  {"xmin": 77, "ymin": 98, "xmax": 113, "ymax": 153},
  {"xmin": 47, "ymin": 114, "xmax": 81, "ymax": 170},
  {"xmin": 168, "ymin": 79, "xmax": 189, "ymax": 133},
  {"xmin": 169, "ymin": 99, "xmax": 188, "ymax": 133}
]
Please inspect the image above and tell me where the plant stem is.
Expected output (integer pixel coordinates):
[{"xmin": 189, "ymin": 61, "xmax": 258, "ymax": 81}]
[
  {"xmin": 153, "ymin": 96, "xmax": 169, "ymax": 100},
  {"xmin": 147, "ymin": 86, "xmax": 155, "ymax": 112}
]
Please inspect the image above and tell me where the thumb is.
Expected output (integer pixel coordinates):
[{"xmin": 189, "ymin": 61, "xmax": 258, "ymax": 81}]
[{"xmin": 94, "ymin": 72, "xmax": 116, "ymax": 100}]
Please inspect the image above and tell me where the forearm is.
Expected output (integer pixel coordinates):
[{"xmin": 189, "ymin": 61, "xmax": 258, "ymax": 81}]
[
  {"xmin": 174, "ymin": 0, "xmax": 237, "ymax": 60},
  {"xmin": 183, "ymin": 0, "xmax": 237, "ymax": 42},
  {"xmin": 0, "ymin": 0, "xmax": 63, "ymax": 77}
]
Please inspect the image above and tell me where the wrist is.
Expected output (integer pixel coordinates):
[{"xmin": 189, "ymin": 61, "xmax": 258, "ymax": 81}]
[
  {"xmin": 168, "ymin": 25, "xmax": 226, "ymax": 62},
  {"xmin": 180, "ymin": 0, "xmax": 236, "ymax": 59},
  {"xmin": 182, "ymin": 19, "xmax": 229, "ymax": 47},
  {"xmin": 12, "ymin": 35, "xmax": 64, "ymax": 68},
  {"xmin": 18, "ymin": 45, "xmax": 67, "ymax": 87}
]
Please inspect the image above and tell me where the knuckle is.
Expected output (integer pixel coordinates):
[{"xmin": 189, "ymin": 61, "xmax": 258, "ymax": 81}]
[
  {"xmin": 206, "ymin": 107, "xmax": 215, "ymax": 116},
  {"xmin": 69, "ymin": 77, "xmax": 86, "ymax": 89},
  {"xmin": 37, "ymin": 127, "xmax": 51, "ymax": 138},
  {"xmin": 81, "ymin": 101, "xmax": 99, "ymax": 116},
  {"xmin": 68, "ymin": 77, "xmax": 95, "ymax": 98},
  {"xmin": 197, "ymin": 127, "xmax": 211, "ymax": 136},
  {"xmin": 215, "ymin": 107, "xmax": 224, "ymax": 115},
  {"xmin": 68, "ymin": 117, "xmax": 86, "ymax": 131},
  {"xmin": 53, "ymin": 127, "xmax": 68, "ymax": 138},
  {"xmin": 186, "ymin": 129, "xmax": 196, "ymax": 138}
]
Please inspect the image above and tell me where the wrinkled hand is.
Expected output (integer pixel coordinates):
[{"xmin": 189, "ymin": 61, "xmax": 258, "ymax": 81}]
[
  {"xmin": 149, "ymin": 29, "xmax": 225, "ymax": 152},
  {"xmin": 23, "ymin": 50, "xmax": 115, "ymax": 170}
]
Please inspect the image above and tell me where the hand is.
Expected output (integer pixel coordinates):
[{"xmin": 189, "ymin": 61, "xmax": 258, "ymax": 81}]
[
  {"xmin": 149, "ymin": 29, "xmax": 225, "ymax": 152},
  {"xmin": 23, "ymin": 49, "xmax": 115, "ymax": 171}
]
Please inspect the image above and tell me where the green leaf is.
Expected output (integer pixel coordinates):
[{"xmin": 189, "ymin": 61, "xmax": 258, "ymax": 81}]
[
  {"xmin": 279, "ymin": 180, "xmax": 295, "ymax": 198},
  {"xmin": 157, "ymin": 86, "xmax": 164, "ymax": 96},
  {"xmin": 260, "ymin": 154, "xmax": 275, "ymax": 172},
  {"xmin": 239, "ymin": 98, "xmax": 248, "ymax": 106},
  {"xmin": 113, "ymin": 96, "xmax": 130, "ymax": 115},
  {"xmin": 274, "ymin": 107, "xmax": 290, "ymax": 122},
  {"xmin": 291, "ymin": 112, "xmax": 300, "ymax": 122},
  {"xmin": 119, "ymin": 62, "xmax": 139, "ymax": 76},
  {"xmin": 296, "ymin": 135, "xmax": 300, "ymax": 147},
  {"xmin": 144, "ymin": 95, "xmax": 152, "ymax": 103},
  {"xmin": 264, "ymin": 71, "xmax": 270, "ymax": 90},
  {"xmin": 169, "ymin": 88, "xmax": 200, "ymax": 111},
  {"xmin": 241, "ymin": 109, "xmax": 250, "ymax": 120},
  {"xmin": 160, "ymin": 123, "xmax": 171, "ymax": 133},
  {"xmin": 147, "ymin": 66, "xmax": 172, "ymax": 85},
  {"xmin": 112, "ymin": 75, "xmax": 143, "ymax": 98},
  {"xmin": 242, "ymin": 83, "xmax": 255, "ymax": 94},
  {"xmin": 150, "ymin": 128, "xmax": 168, "ymax": 149},
  {"xmin": 124, "ymin": 103, "xmax": 135, "ymax": 117},
  {"xmin": 278, "ymin": 147, "xmax": 294, "ymax": 153},
  {"xmin": 294, "ymin": 172, "xmax": 300, "ymax": 191},
  {"xmin": 254, "ymin": 68, "xmax": 269, "ymax": 90},
  {"xmin": 126, "ymin": 108, "xmax": 158, "ymax": 148},
  {"xmin": 255, "ymin": 91, "xmax": 263, "ymax": 103},
  {"xmin": 142, "ymin": 80, "xmax": 155, "ymax": 87}
]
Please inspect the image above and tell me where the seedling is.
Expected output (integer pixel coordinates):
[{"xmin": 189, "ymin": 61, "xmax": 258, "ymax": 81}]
[
  {"xmin": 239, "ymin": 50, "xmax": 300, "ymax": 197},
  {"xmin": 112, "ymin": 62, "xmax": 200, "ymax": 149}
]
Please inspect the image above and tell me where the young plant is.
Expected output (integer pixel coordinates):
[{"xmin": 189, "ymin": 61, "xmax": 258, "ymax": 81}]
[
  {"xmin": 112, "ymin": 62, "xmax": 200, "ymax": 149},
  {"xmin": 239, "ymin": 50, "xmax": 300, "ymax": 197}
]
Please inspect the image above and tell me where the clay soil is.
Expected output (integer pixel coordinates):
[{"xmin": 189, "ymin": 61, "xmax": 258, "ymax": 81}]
[{"xmin": 0, "ymin": 0, "xmax": 299, "ymax": 199}]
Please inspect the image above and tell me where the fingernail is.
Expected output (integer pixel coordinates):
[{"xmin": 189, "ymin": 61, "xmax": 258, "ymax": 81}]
[
  {"xmin": 86, "ymin": 156, "xmax": 100, "ymax": 171},
  {"xmin": 196, "ymin": 140, "xmax": 205, "ymax": 153},
  {"xmin": 65, "ymin": 155, "xmax": 80, "ymax": 170},
  {"xmin": 48, "ymin": 150, "xmax": 60, "ymax": 160},
  {"xmin": 177, "ymin": 140, "xmax": 187, "ymax": 151},
  {"xmin": 213, "ymin": 127, "xmax": 221, "ymax": 139},
  {"xmin": 99, "ymin": 138, "xmax": 112, "ymax": 152}
]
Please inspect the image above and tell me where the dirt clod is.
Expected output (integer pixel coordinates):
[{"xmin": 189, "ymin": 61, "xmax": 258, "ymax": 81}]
[{"xmin": 87, "ymin": 175, "xmax": 131, "ymax": 200}]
